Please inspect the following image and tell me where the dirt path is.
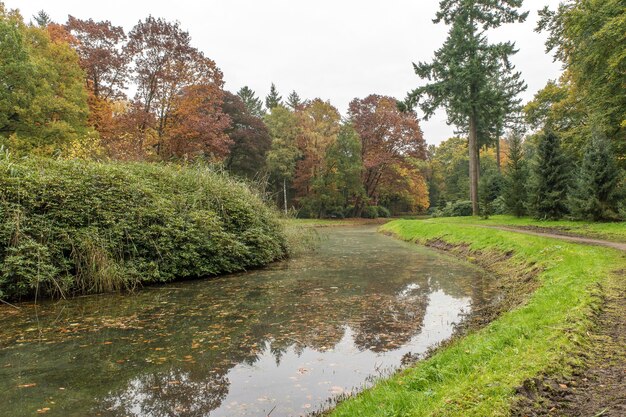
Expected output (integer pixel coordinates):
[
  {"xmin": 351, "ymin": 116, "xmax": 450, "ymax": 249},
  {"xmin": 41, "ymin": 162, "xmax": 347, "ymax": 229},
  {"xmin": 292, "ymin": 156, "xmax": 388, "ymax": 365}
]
[
  {"xmin": 479, "ymin": 225, "xmax": 626, "ymax": 252},
  {"xmin": 511, "ymin": 280, "xmax": 626, "ymax": 417}
]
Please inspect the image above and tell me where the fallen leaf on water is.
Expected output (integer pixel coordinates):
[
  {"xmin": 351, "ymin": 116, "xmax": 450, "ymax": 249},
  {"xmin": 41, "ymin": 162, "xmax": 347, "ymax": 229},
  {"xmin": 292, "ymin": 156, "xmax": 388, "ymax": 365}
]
[
  {"xmin": 36, "ymin": 408, "xmax": 50, "ymax": 414},
  {"xmin": 18, "ymin": 383, "xmax": 37, "ymax": 388}
]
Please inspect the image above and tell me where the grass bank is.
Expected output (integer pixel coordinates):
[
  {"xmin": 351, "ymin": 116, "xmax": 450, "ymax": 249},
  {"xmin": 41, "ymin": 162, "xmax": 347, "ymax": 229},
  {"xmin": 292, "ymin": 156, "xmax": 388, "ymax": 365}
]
[
  {"xmin": 428, "ymin": 215, "xmax": 626, "ymax": 243},
  {"xmin": 329, "ymin": 219, "xmax": 625, "ymax": 416},
  {"xmin": 0, "ymin": 157, "xmax": 287, "ymax": 301}
]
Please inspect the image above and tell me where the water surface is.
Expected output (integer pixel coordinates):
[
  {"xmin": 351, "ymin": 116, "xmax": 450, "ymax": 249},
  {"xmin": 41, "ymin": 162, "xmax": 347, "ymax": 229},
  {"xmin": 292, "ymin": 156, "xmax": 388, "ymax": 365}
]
[{"xmin": 0, "ymin": 226, "xmax": 494, "ymax": 416}]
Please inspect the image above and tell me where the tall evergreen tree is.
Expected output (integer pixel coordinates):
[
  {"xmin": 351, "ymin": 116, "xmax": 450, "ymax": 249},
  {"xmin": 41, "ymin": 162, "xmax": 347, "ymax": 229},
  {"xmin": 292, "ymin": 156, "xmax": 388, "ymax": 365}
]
[
  {"xmin": 33, "ymin": 10, "xmax": 51, "ymax": 27},
  {"xmin": 503, "ymin": 134, "xmax": 528, "ymax": 217},
  {"xmin": 529, "ymin": 131, "xmax": 570, "ymax": 220},
  {"xmin": 406, "ymin": 0, "xmax": 528, "ymax": 215},
  {"xmin": 265, "ymin": 83, "xmax": 282, "ymax": 110},
  {"xmin": 286, "ymin": 90, "xmax": 303, "ymax": 110},
  {"xmin": 237, "ymin": 86, "xmax": 264, "ymax": 118},
  {"xmin": 569, "ymin": 133, "xmax": 623, "ymax": 221}
]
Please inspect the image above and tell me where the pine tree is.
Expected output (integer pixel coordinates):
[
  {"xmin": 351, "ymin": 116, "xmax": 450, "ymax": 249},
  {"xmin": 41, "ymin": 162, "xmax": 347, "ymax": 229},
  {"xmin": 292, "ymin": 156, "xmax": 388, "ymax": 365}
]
[
  {"xmin": 286, "ymin": 90, "xmax": 302, "ymax": 110},
  {"xmin": 265, "ymin": 83, "xmax": 282, "ymax": 110},
  {"xmin": 503, "ymin": 134, "xmax": 528, "ymax": 217},
  {"xmin": 237, "ymin": 86, "xmax": 264, "ymax": 118},
  {"xmin": 529, "ymin": 131, "xmax": 570, "ymax": 220},
  {"xmin": 569, "ymin": 133, "xmax": 623, "ymax": 221},
  {"xmin": 33, "ymin": 10, "xmax": 51, "ymax": 27},
  {"xmin": 406, "ymin": 0, "xmax": 528, "ymax": 215}
]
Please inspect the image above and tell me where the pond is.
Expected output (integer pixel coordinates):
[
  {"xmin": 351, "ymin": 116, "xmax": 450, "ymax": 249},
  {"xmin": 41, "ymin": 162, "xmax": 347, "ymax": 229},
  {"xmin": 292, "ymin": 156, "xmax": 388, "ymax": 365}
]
[{"xmin": 0, "ymin": 226, "xmax": 495, "ymax": 417}]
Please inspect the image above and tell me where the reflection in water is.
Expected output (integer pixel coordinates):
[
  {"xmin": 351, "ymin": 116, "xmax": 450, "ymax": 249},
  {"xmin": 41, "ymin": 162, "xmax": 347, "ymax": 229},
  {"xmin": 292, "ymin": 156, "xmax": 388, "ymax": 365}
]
[{"xmin": 0, "ymin": 227, "xmax": 493, "ymax": 417}]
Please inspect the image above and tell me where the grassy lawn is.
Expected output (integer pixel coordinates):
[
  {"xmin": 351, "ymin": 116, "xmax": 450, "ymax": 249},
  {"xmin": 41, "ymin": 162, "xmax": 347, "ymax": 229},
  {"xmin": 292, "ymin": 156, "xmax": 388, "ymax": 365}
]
[
  {"xmin": 329, "ymin": 219, "xmax": 625, "ymax": 417},
  {"xmin": 415, "ymin": 215, "xmax": 626, "ymax": 243}
]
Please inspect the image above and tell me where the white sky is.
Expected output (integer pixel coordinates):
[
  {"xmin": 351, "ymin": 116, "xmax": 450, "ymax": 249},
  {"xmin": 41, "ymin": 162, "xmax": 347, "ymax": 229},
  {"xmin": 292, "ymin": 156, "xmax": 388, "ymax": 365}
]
[{"xmin": 8, "ymin": 0, "xmax": 562, "ymax": 145}]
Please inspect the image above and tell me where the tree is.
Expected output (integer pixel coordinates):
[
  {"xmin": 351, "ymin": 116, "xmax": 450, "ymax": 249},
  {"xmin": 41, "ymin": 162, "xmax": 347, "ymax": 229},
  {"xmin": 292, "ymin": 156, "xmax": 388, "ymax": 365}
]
[
  {"xmin": 0, "ymin": 9, "xmax": 35, "ymax": 140},
  {"xmin": 265, "ymin": 106, "xmax": 301, "ymax": 213},
  {"xmin": 569, "ymin": 133, "xmax": 623, "ymax": 221},
  {"xmin": 293, "ymin": 99, "xmax": 341, "ymax": 200},
  {"xmin": 221, "ymin": 91, "xmax": 271, "ymax": 179},
  {"xmin": 479, "ymin": 169, "xmax": 504, "ymax": 219},
  {"xmin": 286, "ymin": 90, "xmax": 303, "ymax": 111},
  {"xmin": 127, "ymin": 16, "xmax": 227, "ymax": 159},
  {"xmin": 299, "ymin": 123, "xmax": 364, "ymax": 218},
  {"xmin": 0, "ymin": 6, "xmax": 91, "ymax": 155},
  {"xmin": 529, "ymin": 131, "xmax": 570, "ymax": 220},
  {"xmin": 237, "ymin": 86, "xmax": 265, "ymax": 117},
  {"xmin": 406, "ymin": 0, "xmax": 528, "ymax": 215},
  {"xmin": 166, "ymin": 83, "xmax": 232, "ymax": 160},
  {"xmin": 428, "ymin": 137, "xmax": 470, "ymax": 205},
  {"xmin": 65, "ymin": 16, "xmax": 128, "ymax": 100},
  {"xmin": 537, "ymin": 0, "xmax": 626, "ymax": 162},
  {"xmin": 503, "ymin": 134, "xmax": 528, "ymax": 217},
  {"xmin": 32, "ymin": 10, "xmax": 50, "ymax": 27},
  {"xmin": 349, "ymin": 95, "xmax": 426, "ymax": 216},
  {"xmin": 265, "ymin": 83, "xmax": 282, "ymax": 110}
]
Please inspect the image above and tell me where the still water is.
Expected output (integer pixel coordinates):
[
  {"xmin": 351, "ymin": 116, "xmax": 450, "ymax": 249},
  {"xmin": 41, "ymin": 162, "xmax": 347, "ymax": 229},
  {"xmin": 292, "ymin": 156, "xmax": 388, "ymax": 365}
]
[{"xmin": 0, "ymin": 226, "xmax": 494, "ymax": 417}]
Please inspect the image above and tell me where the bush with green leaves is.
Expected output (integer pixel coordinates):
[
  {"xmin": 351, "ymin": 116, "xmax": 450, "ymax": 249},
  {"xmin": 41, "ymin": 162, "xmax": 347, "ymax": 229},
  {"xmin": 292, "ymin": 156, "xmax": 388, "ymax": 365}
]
[
  {"xmin": 361, "ymin": 206, "xmax": 379, "ymax": 219},
  {"xmin": 0, "ymin": 157, "xmax": 288, "ymax": 300},
  {"xmin": 432, "ymin": 200, "xmax": 474, "ymax": 218}
]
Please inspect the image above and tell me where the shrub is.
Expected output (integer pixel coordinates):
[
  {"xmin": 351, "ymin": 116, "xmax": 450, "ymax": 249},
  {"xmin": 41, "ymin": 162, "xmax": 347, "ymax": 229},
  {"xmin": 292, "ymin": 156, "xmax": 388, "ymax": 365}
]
[
  {"xmin": 432, "ymin": 200, "xmax": 473, "ymax": 218},
  {"xmin": 361, "ymin": 206, "xmax": 379, "ymax": 219},
  {"xmin": 0, "ymin": 157, "xmax": 288, "ymax": 300},
  {"xmin": 376, "ymin": 206, "xmax": 391, "ymax": 218}
]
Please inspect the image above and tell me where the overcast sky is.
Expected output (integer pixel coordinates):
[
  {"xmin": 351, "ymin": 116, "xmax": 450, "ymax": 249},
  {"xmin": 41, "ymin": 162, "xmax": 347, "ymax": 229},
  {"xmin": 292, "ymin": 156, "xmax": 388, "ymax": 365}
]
[{"xmin": 9, "ymin": 0, "xmax": 562, "ymax": 145}]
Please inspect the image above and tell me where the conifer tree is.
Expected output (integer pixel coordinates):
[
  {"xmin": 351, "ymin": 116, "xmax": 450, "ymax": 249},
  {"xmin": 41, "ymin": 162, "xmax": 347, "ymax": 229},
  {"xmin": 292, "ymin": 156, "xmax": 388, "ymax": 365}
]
[
  {"xmin": 529, "ymin": 130, "xmax": 570, "ymax": 219},
  {"xmin": 237, "ymin": 86, "xmax": 264, "ymax": 117},
  {"xmin": 33, "ymin": 10, "xmax": 51, "ymax": 27},
  {"xmin": 569, "ymin": 133, "xmax": 623, "ymax": 221},
  {"xmin": 406, "ymin": 0, "xmax": 528, "ymax": 215},
  {"xmin": 503, "ymin": 134, "xmax": 528, "ymax": 217},
  {"xmin": 265, "ymin": 83, "xmax": 282, "ymax": 110},
  {"xmin": 286, "ymin": 90, "xmax": 302, "ymax": 111}
]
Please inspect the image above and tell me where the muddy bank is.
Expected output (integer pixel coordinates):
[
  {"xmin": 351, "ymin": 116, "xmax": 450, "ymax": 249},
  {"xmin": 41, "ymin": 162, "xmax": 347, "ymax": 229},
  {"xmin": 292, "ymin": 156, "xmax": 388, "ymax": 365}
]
[{"xmin": 511, "ymin": 278, "xmax": 626, "ymax": 417}]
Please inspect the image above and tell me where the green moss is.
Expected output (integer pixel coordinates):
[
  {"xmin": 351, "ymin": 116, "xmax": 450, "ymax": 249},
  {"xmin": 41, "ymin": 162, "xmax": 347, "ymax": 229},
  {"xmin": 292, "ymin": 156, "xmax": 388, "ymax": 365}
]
[
  {"xmin": 329, "ymin": 219, "xmax": 624, "ymax": 417},
  {"xmin": 0, "ymin": 157, "xmax": 287, "ymax": 300}
]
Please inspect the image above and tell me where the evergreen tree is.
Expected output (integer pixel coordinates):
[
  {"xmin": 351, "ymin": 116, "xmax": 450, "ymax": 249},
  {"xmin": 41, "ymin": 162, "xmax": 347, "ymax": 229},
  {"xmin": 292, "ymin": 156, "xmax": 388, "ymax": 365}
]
[
  {"xmin": 569, "ymin": 133, "xmax": 623, "ymax": 221},
  {"xmin": 405, "ymin": 0, "xmax": 528, "ymax": 215},
  {"xmin": 237, "ymin": 86, "xmax": 264, "ymax": 117},
  {"xmin": 286, "ymin": 90, "xmax": 303, "ymax": 110},
  {"xmin": 33, "ymin": 10, "xmax": 51, "ymax": 27},
  {"xmin": 265, "ymin": 83, "xmax": 282, "ymax": 110},
  {"xmin": 479, "ymin": 170, "xmax": 504, "ymax": 219},
  {"xmin": 529, "ymin": 131, "xmax": 570, "ymax": 220},
  {"xmin": 503, "ymin": 134, "xmax": 528, "ymax": 217}
]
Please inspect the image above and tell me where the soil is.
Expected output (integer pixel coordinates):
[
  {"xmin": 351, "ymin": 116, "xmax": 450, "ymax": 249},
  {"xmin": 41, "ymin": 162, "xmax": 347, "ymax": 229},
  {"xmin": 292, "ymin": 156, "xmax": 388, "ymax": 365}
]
[{"xmin": 511, "ymin": 279, "xmax": 626, "ymax": 417}]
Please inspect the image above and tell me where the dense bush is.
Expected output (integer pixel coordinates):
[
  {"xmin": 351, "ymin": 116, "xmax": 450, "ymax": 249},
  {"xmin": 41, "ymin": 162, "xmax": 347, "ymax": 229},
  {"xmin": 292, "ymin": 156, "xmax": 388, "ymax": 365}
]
[
  {"xmin": 361, "ymin": 206, "xmax": 379, "ymax": 219},
  {"xmin": 0, "ymin": 157, "xmax": 288, "ymax": 300},
  {"xmin": 432, "ymin": 200, "xmax": 474, "ymax": 217},
  {"xmin": 376, "ymin": 206, "xmax": 391, "ymax": 218}
]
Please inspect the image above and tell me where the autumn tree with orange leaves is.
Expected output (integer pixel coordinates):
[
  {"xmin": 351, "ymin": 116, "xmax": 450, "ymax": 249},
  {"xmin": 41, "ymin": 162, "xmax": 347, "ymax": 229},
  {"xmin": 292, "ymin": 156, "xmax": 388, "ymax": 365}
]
[
  {"xmin": 126, "ymin": 16, "xmax": 229, "ymax": 160},
  {"xmin": 349, "ymin": 95, "xmax": 427, "ymax": 216}
]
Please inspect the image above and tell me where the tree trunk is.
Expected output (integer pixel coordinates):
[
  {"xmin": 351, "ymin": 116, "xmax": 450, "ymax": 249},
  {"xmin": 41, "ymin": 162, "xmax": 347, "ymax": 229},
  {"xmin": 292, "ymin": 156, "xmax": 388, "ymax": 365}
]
[
  {"xmin": 496, "ymin": 137, "xmax": 501, "ymax": 173},
  {"xmin": 468, "ymin": 115, "xmax": 480, "ymax": 216},
  {"xmin": 283, "ymin": 178, "xmax": 288, "ymax": 215}
]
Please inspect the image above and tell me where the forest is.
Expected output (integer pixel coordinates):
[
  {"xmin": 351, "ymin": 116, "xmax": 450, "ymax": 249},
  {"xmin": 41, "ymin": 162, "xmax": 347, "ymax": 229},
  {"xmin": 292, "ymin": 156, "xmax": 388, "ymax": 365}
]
[{"xmin": 1, "ymin": 1, "xmax": 624, "ymax": 221}]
